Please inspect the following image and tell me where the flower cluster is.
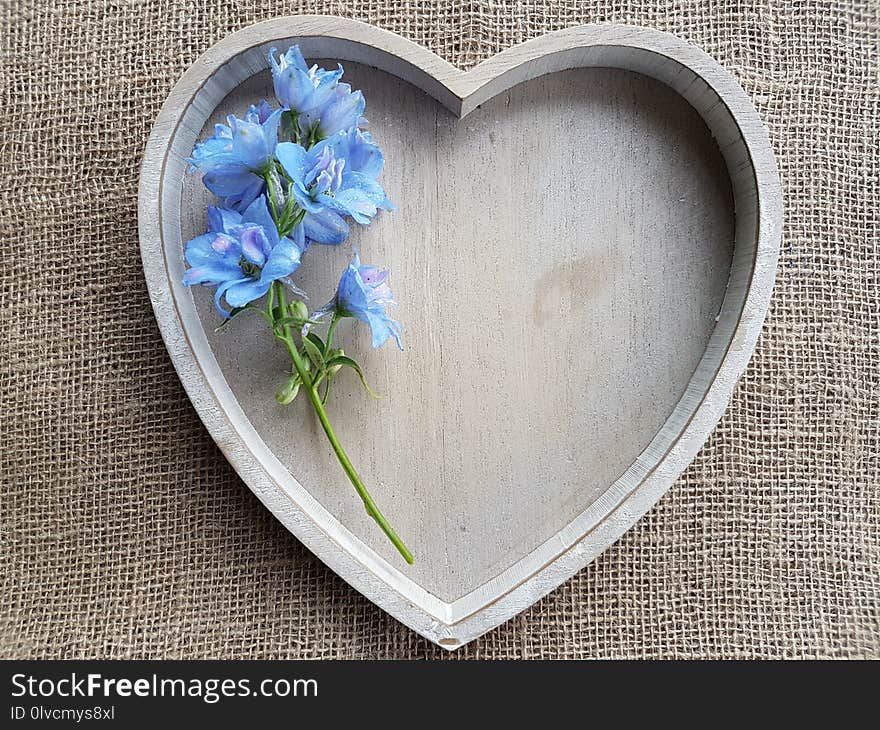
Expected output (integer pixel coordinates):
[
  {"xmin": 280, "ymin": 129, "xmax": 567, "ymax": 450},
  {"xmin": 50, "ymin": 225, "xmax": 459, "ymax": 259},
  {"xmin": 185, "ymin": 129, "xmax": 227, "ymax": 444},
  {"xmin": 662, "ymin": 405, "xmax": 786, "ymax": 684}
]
[{"xmin": 182, "ymin": 47, "xmax": 411, "ymax": 564}]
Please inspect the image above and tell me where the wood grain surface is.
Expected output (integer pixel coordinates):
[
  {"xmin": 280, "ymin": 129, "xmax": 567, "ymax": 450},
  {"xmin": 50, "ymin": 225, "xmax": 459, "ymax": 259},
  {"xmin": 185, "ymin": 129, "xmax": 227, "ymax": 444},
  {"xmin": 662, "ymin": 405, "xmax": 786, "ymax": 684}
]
[{"xmin": 183, "ymin": 63, "xmax": 735, "ymax": 602}]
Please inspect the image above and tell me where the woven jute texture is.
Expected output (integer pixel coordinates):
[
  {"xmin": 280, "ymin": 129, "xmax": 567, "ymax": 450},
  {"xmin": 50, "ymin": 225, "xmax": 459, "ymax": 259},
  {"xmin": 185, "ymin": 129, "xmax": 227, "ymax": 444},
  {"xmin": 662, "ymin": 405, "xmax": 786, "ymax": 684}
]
[{"xmin": 1, "ymin": 1, "xmax": 878, "ymax": 659}]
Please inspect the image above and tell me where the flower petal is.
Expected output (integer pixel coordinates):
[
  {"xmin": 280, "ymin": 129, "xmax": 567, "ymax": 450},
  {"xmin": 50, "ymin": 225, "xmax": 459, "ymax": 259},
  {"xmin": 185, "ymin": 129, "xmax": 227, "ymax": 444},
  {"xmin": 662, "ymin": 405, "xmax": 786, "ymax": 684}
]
[
  {"xmin": 213, "ymin": 276, "xmax": 251, "ymax": 316},
  {"xmin": 246, "ymin": 99, "xmax": 274, "ymax": 124},
  {"xmin": 275, "ymin": 142, "xmax": 309, "ymax": 183},
  {"xmin": 261, "ymin": 107, "xmax": 283, "ymax": 153},
  {"xmin": 183, "ymin": 262, "xmax": 243, "ymax": 286},
  {"xmin": 303, "ymin": 208, "xmax": 349, "ymax": 245},
  {"xmin": 269, "ymin": 45, "xmax": 308, "ymax": 75},
  {"xmin": 303, "ymin": 68, "xmax": 342, "ymax": 113},
  {"xmin": 184, "ymin": 233, "xmax": 239, "ymax": 267},
  {"xmin": 288, "ymin": 219, "xmax": 307, "ymax": 251},
  {"xmin": 189, "ymin": 135, "xmax": 236, "ymax": 172},
  {"xmin": 283, "ymin": 68, "xmax": 316, "ymax": 111},
  {"xmin": 241, "ymin": 195, "xmax": 279, "ymax": 248},
  {"xmin": 319, "ymin": 85, "xmax": 365, "ymax": 137},
  {"xmin": 259, "ymin": 236, "xmax": 304, "ymax": 285},
  {"xmin": 333, "ymin": 171, "xmax": 389, "ymax": 223},
  {"xmin": 238, "ymin": 225, "xmax": 270, "ymax": 266},
  {"xmin": 202, "ymin": 169, "xmax": 264, "ymax": 211},
  {"xmin": 336, "ymin": 259, "xmax": 370, "ymax": 313},
  {"xmin": 230, "ymin": 118, "xmax": 271, "ymax": 171},
  {"xmin": 332, "ymin": 193, "xmax": 376, "ymax": 224},
  {"xmin": 341, "ymin": 129, "xmax": 385, "ymax": 177},
  {"xmin": 223, "ymin": 278, "xmax": 271, "ymax": 308},
  {"xmin": 361, "ymin": 308, "xmax": 403, "ymax": 349},
  {"xmin": 207, "ymin": 206, "xmax": 242, "ymax": 233}
]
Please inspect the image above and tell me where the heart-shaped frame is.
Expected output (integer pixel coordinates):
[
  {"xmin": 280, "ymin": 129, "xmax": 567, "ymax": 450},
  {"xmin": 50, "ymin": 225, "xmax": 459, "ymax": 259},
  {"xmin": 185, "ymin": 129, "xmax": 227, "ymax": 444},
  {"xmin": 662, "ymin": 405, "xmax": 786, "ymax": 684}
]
[{"xmin": 139, "ymin": 16, "xmax": 781, "ymax": 649}]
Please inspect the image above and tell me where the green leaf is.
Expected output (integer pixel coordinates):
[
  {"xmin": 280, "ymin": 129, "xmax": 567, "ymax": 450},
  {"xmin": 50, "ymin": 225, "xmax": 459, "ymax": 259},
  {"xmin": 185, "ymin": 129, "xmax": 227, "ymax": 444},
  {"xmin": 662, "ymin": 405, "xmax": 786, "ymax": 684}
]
[
  {"xmin": 320, "ymin": 372, "xmax": 334, "ymax": 405},
  {"xmin": 305, "ymin": 332, "xmax": 326, "ymax": 356},
  {"xmin": 301, "ymin": 335, "xmax": 325, "ymax": 369},
  {"xmin": 325, "ymin": 348, "xmax": 344, "ymax": 375},
  {"xmin": 326, "ymin": 355, "xmax": 383, "ymax": 399}
]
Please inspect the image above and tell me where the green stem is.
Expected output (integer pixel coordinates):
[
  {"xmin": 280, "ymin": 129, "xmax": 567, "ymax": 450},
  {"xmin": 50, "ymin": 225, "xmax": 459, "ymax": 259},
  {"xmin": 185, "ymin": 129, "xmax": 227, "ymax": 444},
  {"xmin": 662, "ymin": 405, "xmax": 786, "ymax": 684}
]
[
  {"xmin": 272, "ymin": 282, "xmax": 413, "ymax": 564},
  {"xmin": 305, "ymin": 373, "xmax": 413, "ymax": 564},
  {"xmin": 264, "ymin": 168, "xmax": 280, "ymax": 221},
  {"xmin": 325, "ymin": 313, "xmax": 340, "ymax": 350}
]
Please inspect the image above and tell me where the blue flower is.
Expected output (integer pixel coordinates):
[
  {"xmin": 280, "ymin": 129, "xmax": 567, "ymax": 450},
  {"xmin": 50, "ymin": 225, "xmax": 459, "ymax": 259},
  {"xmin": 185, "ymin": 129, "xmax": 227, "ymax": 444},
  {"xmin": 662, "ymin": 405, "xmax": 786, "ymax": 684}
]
[
  {"xmin": 182, "ymin": 195, "xmax": 305, "ymax": 316},
  {"xmin": 245, "ymin": 100, "xmax": 274, "ymax": 124},
  {"xmin": 321, "ymin": 252, "xmax": 402, "ymax": 349},
  {"xmin": 268, "ymin": 46, "xmax": 368, "ymax": 141},
  {"xmin": 299, "ymin": 82, "xmax": 366, "ymax": 139},
  {"xmin": 189, "ymin": 102, "xmax": 283, "ymax": 211},
  {"xmin": 268, "ymin": 46, "xmax": 343, "ymax": 118},
  {"xmin": 275, "ymin": 129, "xmax": 393, "ymax": 245}
]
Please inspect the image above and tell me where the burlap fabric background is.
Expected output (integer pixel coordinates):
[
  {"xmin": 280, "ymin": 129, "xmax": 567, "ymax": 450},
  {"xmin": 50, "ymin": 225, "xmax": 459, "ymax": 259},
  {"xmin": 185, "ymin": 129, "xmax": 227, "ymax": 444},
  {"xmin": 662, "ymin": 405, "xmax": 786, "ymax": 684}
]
[{"xmin": 1, "ymin": 0, "xmax": 877, "ymax": 659}]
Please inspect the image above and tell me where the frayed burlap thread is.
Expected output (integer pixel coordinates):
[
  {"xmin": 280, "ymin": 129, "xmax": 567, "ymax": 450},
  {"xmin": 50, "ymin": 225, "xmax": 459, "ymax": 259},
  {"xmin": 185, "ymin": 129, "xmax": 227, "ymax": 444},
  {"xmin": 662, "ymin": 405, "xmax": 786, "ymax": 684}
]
[{"xmin": 1, "ymin": 1, "xmax": 877, "ymax": 658}]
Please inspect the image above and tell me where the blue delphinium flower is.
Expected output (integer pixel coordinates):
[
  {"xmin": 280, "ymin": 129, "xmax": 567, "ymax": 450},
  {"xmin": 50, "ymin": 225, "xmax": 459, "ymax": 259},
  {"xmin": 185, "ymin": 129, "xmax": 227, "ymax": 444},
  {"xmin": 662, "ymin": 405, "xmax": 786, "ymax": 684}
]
[
  {"xmin": 268, "ymin": 46, "xmax": 368, "ymax": 141},
  {"xmin": 275, "ymin": 128, "xmax": 393, "ymax": 245},
  {"xmin": 183, "ymin": 195, "xmax": 305, "ymax": 315},
  {"xmin": 268, "ymin": 46, "xmax": 342, "ymax": 119},
  {"xmin": 243, "ymin": 99, "xmax": 274, "ymax": 124},
  {"xmin": 318, "ymin": 252, "xmax": 402, "ymax": 349},
  {"xmin": 189, "ymin": 101, "xmax": 283, "ymax": 211},
  {"xmin": 181, "ymin": 46, "xmax": 412, "ymax": 563}
]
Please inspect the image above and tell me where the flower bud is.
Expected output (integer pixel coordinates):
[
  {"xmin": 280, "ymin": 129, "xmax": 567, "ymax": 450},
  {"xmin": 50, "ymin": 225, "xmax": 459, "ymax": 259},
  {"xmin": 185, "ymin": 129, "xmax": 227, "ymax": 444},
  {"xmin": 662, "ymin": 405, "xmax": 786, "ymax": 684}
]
[
  {"xmin": 290, "ymin": 299, "xmax": 309, "ymax": 323},
  {"xmin": 275, "ymin": 376, "xmax": 300, "ymax": 405}
]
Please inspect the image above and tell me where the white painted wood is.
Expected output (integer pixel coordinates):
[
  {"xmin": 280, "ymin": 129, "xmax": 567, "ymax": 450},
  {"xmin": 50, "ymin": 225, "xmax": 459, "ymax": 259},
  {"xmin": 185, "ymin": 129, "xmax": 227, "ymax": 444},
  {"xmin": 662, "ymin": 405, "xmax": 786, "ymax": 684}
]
[{"xmin": 139, "ymin": 16, "xmax": 782, "ymax": 649}]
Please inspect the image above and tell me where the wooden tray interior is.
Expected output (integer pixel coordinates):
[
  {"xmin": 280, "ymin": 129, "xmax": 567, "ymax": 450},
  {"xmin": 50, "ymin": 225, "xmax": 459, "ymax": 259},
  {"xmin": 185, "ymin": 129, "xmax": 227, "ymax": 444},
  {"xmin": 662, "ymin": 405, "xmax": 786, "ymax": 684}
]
[{"xmin": 180, "ymin": 60, "xmax": 735, "ymax": 601}]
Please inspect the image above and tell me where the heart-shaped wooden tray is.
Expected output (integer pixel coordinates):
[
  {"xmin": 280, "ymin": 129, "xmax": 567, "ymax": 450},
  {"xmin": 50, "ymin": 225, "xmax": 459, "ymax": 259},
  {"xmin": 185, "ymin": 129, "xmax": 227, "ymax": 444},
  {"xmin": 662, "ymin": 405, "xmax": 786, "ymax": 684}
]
[{"xmin": 139, "ymin": 16, "xmax": 781, "ymax": 648}]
